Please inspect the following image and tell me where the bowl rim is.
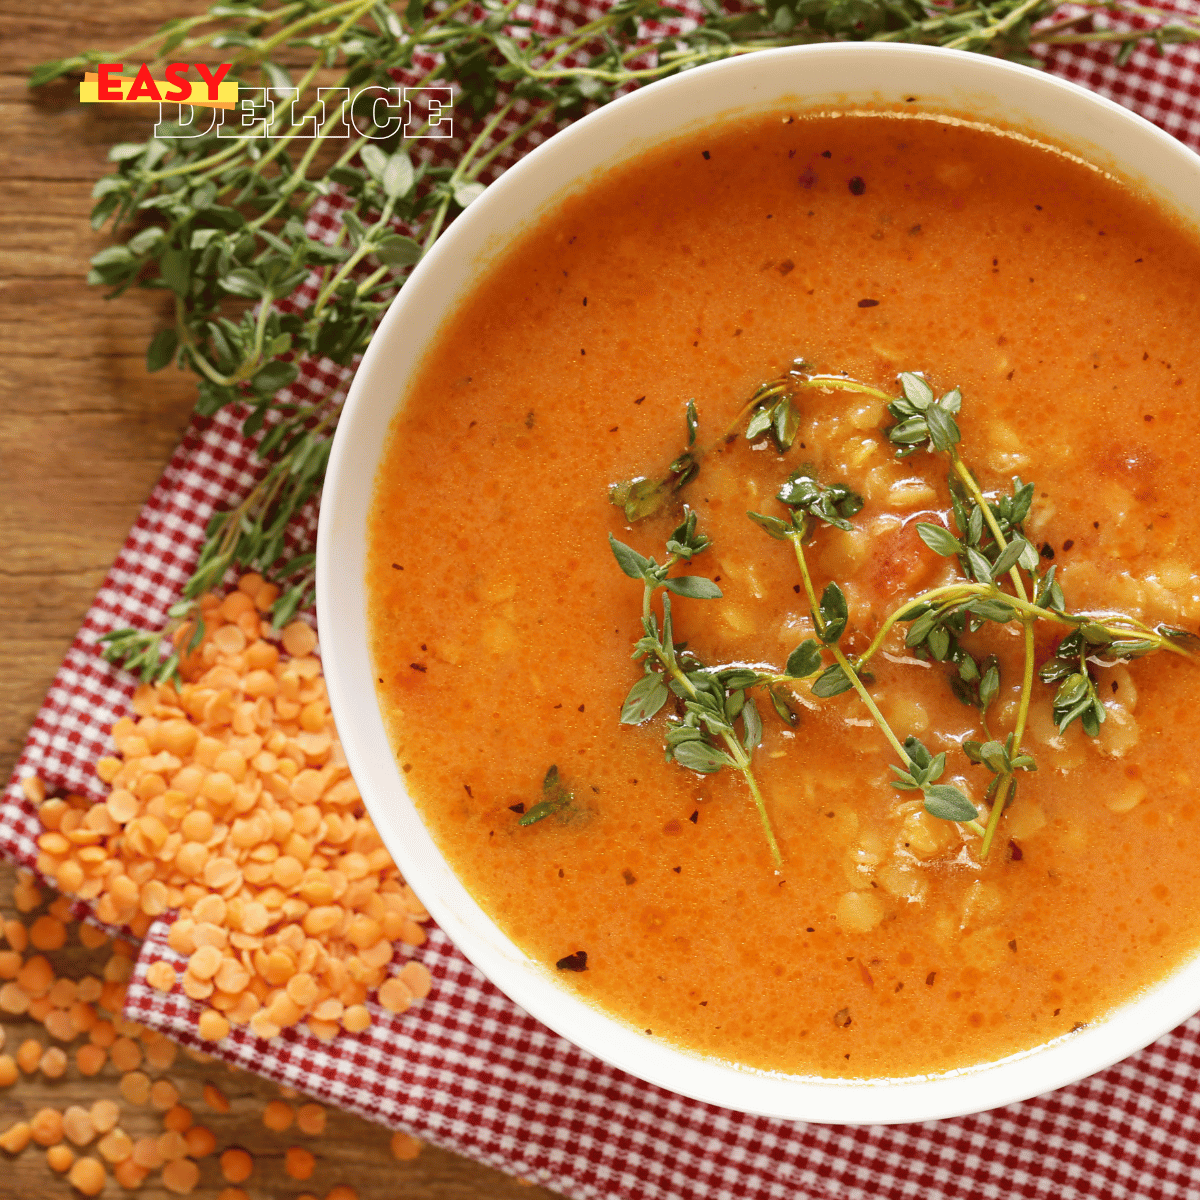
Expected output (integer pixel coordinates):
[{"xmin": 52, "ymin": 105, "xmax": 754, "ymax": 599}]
[{"xmin": 317, "ymin": 40, "xmax": 1200, "ymax": 1125}]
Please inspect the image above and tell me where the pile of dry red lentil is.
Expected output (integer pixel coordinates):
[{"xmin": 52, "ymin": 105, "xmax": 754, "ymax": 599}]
[{"xmin": 1, "ymin": 576, "xmax": 429, "ymax": 1195}]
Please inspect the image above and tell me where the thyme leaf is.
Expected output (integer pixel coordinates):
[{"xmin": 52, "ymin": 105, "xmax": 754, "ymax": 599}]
[{"xmin": 517, "ymin": 764, "xmax": 575, "ymax": 826}]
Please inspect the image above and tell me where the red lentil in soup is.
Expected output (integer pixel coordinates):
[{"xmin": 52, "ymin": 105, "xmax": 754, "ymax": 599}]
[{"xmin": 366, "ymin": 110, "xmax": 1200, "ymax": 1078}]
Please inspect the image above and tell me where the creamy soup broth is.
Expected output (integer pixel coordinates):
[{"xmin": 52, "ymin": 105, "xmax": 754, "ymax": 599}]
[{"xmin": 366, "ymin": 111, "xmax": 1200, "ymax": 1078}]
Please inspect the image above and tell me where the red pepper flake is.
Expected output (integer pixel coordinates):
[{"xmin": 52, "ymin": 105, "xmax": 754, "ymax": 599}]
[
  {"xmin": 848, "ymin": 176, "xmax": 865, "ymax": 195},
  {"xmin": 926, "ymin": 971, "xmax": 937, "ymax": 986},
  {"xmin": 410, "ymin": 663, "xmax": 427, "ymax": 672},
  {"xmin": 689, "ymin": 811, "xmax": 699, "ymax": 824},
  {"xmin": 622, "ymin": 869, "xmax": 637, "ymax": 885},
  {"xmin": 556, "ymin": 951, "xmax": 588, "ymax": 972},
  {"xmin": 1009, "ymin": 839, "xmax": 1024, "ymax": 861},
  {"xmin": 1063, "ymin": 539, "xmax": 1075, "ymax": 551},
  {"xmin": 672, "ymin": 867, "xmax": 682, "ymax": 874},
  {"xmin": 777, "ymin": 259, "xmax": 795, "ymax": 276},
  {"xmin": 509, "ymin": 803, "xmax": 526, "ymax": 814},
  {"xmin": 702, "ymin": 150, "xmax": 711, "ymax": 160},
  {"xmin": 857, "ymin": 298, "xmax": 879, "ymax": 308}
]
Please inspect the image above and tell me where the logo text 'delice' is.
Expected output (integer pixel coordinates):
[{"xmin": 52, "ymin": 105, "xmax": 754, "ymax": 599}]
[{"xmin": 155, "ymin": 87, "xmax": 453, "ymax": 140}]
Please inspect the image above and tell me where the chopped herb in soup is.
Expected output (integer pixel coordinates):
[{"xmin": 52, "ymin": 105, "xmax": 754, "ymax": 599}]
[{"xmin": 367, "ymin": 110, "xmax": 1200, "ymax": 1078}]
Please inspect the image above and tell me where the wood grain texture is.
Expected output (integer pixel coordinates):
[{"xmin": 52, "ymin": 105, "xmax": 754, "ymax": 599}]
[{"xmin": 0, "ymin": 5, "xmax": 566, "ymax": 1197}]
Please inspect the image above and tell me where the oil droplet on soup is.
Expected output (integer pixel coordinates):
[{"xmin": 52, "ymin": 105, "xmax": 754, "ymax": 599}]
[{"xmin": 367, "ymin": 110, "xmax": 1200, "ymax": 1079}]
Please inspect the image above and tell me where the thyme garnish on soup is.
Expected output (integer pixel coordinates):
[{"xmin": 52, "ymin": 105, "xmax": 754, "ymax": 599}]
[
  {"xmin": 609, "ymin": 508, "xmax": 784, "ymax": 866},
  {"xmin": 610, "ymin": 369, "xmax": 1198, "ymax": 864}
]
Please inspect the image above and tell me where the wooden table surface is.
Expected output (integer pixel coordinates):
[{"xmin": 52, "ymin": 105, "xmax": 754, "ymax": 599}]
[{"xmin": 0, "ymin": 4, "xmax": 565, "ymax": 1197}]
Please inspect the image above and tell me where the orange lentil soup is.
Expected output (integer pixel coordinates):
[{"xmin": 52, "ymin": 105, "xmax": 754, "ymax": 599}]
[{"xmin": 366, "ymin": 111, "xmax": 1200, "ymax": 1078}]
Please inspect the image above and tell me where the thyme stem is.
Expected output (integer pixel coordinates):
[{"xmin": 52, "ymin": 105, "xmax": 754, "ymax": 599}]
[
  {"xmin": 788, "ymin": 532, "xmax": 915, "ymax": 768},
  {"xmin": 948, "ymin": 455, "xmax": 1035, "ymax": 857}
]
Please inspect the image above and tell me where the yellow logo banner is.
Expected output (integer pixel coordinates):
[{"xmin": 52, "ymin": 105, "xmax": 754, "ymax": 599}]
[{"xmin": 80, "ymin": 66, "xmax": 237, "ymax": 109}]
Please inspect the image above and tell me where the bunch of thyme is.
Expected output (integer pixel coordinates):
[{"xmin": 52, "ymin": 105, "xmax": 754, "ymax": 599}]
[{"xmin": 31, "ymin": 0, "xmax": 1200, "ymax": 682}]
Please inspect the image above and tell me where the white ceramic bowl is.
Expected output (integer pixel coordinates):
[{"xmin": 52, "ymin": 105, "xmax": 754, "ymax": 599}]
[{"xmin": 317, "ymin": 43, "xmax": 1200, "ymax": 1124}]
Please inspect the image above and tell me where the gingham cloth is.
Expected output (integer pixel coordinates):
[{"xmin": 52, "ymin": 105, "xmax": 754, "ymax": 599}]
[{"xmin": 5, "ymin": 5, "xmax": 1200, "ymax": 1197}]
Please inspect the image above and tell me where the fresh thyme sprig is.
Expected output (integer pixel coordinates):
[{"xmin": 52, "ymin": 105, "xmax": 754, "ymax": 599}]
[
  {"xmin": 39, "ymin": 0, "xmax": 1200, "ymax": 680},
  {"xmin": 97, "ymin": 599, "xmax": 205, "ymax": 687},
  {"xmin": 610, "ymin": 374, "xmax": 808, "ymax": 521},
  {"xmin": 610, "ymin": 508, "xmax": 783, "ymax": 866},
  {"xmin": 97, "ymin": 413, "xmax": 332, "ymax": 682},
  {"xmin": 749, "ymin": 466, "xmax": 984, "ymax": 832},
  {"xmin": 883, "ymin": 372, "xmax": 1041, "ymax": 854}
]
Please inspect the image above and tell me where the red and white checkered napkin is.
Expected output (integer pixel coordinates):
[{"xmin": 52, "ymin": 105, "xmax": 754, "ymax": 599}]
[{"xmin": 5, "ymin": 7, "xmax": 1200, "ymax": 1198}]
